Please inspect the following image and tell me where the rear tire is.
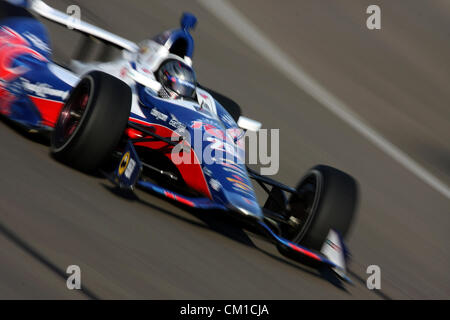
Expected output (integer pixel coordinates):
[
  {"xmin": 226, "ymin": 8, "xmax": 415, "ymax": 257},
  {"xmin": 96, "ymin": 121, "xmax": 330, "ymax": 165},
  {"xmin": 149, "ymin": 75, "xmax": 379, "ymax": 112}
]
[
  {"xmin": 51, "ymin": 71, "xmax": 131, "ymax": 172},
  {"xmin": 286, "ymin": 165, "xmax": 358, "ymax": 250}
]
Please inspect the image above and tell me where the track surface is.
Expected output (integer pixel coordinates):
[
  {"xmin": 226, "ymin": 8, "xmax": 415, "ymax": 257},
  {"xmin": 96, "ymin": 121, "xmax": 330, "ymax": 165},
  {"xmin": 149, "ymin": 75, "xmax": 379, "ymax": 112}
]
[{"xmin": 0, "ymin": 0, "xmax": 449, "ymax": 299}]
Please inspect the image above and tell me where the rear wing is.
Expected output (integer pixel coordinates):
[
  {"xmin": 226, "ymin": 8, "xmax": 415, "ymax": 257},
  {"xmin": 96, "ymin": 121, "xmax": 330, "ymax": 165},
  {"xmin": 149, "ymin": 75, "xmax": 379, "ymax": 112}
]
[{"xmin": 6, "ymin": 0, "xmax": 139, "ymax": 52}]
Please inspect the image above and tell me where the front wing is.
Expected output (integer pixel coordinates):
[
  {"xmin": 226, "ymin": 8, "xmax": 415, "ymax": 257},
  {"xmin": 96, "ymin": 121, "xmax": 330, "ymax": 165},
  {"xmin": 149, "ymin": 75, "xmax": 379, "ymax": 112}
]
[{"xmin": 108, "ymin": 140, "xmax": 351, "ymax": 282}]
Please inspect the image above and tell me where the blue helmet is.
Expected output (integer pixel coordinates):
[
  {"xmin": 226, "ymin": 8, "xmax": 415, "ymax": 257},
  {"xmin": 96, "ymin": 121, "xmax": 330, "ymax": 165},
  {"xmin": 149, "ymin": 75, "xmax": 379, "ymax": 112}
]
[{"xmin": 157, "ymin": 59, "xmax": 197, "ymax": 99}]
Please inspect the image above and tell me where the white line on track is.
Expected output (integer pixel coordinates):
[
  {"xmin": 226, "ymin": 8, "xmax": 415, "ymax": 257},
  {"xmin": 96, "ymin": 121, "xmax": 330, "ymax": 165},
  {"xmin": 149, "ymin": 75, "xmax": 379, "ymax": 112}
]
[{"xmin": 197, "ymin": 0, "xmax": 450, "ymax": 200}]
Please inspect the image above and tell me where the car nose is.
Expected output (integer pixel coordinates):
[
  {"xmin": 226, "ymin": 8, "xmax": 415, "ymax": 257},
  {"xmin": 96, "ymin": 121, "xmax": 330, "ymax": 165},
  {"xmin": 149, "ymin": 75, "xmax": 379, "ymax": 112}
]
[{"xmin": 224, "ymin": 191, "xmax": 264, "ymax": 222}]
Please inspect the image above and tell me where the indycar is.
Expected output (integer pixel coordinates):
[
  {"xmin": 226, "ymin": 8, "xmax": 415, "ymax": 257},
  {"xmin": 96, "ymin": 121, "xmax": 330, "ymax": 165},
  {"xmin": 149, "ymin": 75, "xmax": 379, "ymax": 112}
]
[{"xmin": 0, "ymin": 0, "xmax": 358, "ymax": 282}]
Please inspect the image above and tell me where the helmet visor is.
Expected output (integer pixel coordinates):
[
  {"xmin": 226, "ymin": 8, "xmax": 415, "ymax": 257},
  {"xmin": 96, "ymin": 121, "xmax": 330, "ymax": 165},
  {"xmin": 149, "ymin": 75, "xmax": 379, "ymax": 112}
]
[
  {"xmin": 167, "ymin": 75, "xmax": 196, "ymax": 98},
  {"xmin": 159, "ymin": 59, "xmax": 197, "ymax": 98}
]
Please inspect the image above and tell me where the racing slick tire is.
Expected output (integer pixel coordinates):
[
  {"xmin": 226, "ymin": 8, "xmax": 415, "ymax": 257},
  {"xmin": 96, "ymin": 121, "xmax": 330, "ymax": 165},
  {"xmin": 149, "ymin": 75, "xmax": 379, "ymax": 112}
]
[
  {"xmin": 286, "ymin": 165, "xmax": 358, "ymax": 251},
  {"xmin": 51, "ymin": 71, "xmax": 131, "ymax": 172}
]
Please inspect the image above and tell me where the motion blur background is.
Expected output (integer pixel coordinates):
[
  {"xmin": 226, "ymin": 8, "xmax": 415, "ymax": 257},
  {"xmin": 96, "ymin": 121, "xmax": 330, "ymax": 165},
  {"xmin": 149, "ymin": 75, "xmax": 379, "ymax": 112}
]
[{"xmin": 0, "ymin": 0, "xmax": 449, "ymax": 299}]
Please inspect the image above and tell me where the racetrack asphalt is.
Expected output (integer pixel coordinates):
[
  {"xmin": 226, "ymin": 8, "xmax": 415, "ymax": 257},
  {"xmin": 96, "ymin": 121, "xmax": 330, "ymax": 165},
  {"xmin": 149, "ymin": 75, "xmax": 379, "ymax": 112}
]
[{"xmin": 0, "ymin": 0, "xmax": 448, "ymax": 299}]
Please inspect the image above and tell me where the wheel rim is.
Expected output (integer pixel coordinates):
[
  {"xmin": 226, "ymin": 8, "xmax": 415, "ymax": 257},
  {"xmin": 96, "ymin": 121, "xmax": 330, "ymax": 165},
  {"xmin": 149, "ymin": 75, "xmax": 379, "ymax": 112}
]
[
  {"xmin": 53, "ymin": 81, "xmax": 91, "ymax": 149},
  {"xmin": 288, "ymin": 170, "xmax": 322, "ymax": 243}
]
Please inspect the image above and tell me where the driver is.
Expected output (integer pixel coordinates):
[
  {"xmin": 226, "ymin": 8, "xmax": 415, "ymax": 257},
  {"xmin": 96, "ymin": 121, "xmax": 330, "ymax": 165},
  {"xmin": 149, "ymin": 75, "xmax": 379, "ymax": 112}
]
[
  {"xmin": 156, "ymin": 59, "xmax": 197, "ymax": 100},
  {"xmin": 134, "ymin": 40, "xmax": 197, "ymax": 100}
]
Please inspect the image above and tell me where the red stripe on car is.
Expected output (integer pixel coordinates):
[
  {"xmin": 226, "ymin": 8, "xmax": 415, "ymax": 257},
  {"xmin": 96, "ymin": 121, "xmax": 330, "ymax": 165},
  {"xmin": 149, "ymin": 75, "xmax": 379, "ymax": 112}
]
[
  {"xmin": 288, "ymin": 243, "xmax": 321, "ymax": 261},
  {"xmin": 29, "ymin": 95, "xmax": 63, "ymax": 127},
  {"xmin": 129, "ymin": 118, "xmax": 212, "ymax": 199}
]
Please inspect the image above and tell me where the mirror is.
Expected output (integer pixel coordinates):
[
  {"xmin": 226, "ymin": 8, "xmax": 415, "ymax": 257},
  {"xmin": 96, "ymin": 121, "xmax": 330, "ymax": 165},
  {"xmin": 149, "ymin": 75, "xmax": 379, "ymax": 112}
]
[{"xmin": 237, "ymin": 116, "xmax": 262, "ymax": 132}]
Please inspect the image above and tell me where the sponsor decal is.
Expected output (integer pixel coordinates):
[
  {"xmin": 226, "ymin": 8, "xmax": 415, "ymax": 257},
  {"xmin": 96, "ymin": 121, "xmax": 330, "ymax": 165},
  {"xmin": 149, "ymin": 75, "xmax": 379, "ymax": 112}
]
[
  {"xmin": 21, "ymin": 78, "xmax": 69, "ymax": 100},
  {"xmin": 232, "ymin": 183, "xmax": 252, "ymax": 192},
  {"xmin": 169, "ymin": 114, "xmax": 186, "ymax": 131},
  {"xmin": 174, "ymin": 117, "xmax": 280, "ymax": 176},
  {"xmin": 23, "ymin": 32, "xmax": 51, "ymax": 53},
  {"xmin": 232, "ymin": 186, "xmax": 255, "ymax": 197},
  {"xmin": 325, "ymin": 239, "xmax": 341, "ymax": 252},
  {"xmin": 190, "ymin": 122, "xmax": 245, "ymax": 163},
  {"xmin": 227, "ymin": 177, "xmax": 252, "ymax": 191},
  {"xmin": 118, "ymin": 152, "xmax": 131, "ymax": 176},
  {"xmin": 221, "ymin": 161, "xmax": 246, "ymax": 174},
  {"xmin": 150, "ymin": 107, "xmax": 168, "ymax": 121},
  {"xmin": 209, "ymin": 178, "xmax": 221, "ymax": 192},
  {"xmin": 124, "ymin": 158, "xmax": 136, "ymax": 179},
  {"xmin": 222, "ymin": 166, "xmax": 247, "ymax": 178}
]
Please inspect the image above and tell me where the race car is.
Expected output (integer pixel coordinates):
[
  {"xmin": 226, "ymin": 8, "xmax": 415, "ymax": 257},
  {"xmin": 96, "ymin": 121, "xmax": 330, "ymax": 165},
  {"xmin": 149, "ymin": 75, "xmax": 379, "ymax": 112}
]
[{"xmin": 0, "ymin": 0, "xmax": 358, "ymax": 282}]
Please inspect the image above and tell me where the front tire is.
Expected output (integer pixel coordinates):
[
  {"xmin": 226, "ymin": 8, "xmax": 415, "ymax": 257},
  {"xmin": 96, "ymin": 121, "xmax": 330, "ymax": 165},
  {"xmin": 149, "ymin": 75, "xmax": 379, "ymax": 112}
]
[
  {"xmin": 286, "ymin": 165, "xmax": 358, "ymax": 250},
  {"xmin": 51, "ymin": 71, "xmax": 131, "ymax": 172}
]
